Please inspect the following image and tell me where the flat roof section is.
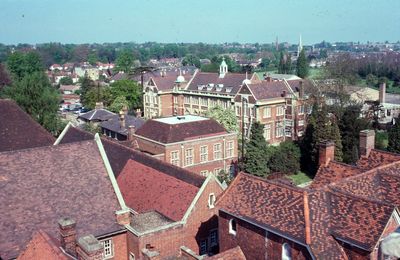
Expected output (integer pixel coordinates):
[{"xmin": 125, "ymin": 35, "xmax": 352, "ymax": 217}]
[{"xmin": 154, "ymin": 115, "xmax": 209, "ymax": 125}]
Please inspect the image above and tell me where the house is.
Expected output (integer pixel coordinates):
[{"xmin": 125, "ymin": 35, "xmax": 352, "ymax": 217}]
[
  {"xmin": 216, "ymin": 130, "xmax": 400, "ymax": 260},
  {"xmin": 132, "ymin": 115, "xmax": 238, "ymax": 176},
  {"xmin": 78, "ymin": 104, "xmax": 115, "ymax": 123},
  {"xmin": 56, "ymin": 124, "xmax": 226, "ymax": 259},
  {"xmin": 59, "ymin": 84, "xmax": 80, "ymax": 94},
  {"xmin": 0, "ymin": 135, "xmax": 130, "ymax": 259},
  {"xmin": 0, "ymin": 99, "xmax": 55, "ymax": 152},
  {"xmin": 100, "ymin": 109, "xmax": 145, "ymax": 141}
]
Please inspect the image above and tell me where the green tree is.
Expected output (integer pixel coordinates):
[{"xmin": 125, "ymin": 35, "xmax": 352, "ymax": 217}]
[
  {"xmin": 7, "ymin": 51, "xmax": 43, "ymax": 80},
  {"xmin": 366, "ymin": 73, "xmax": 378, "ymax": 87},
  {"xmin": 268, "ymin": 141, "xmax": 301, "ymax": 174},
  {"xmin": 115, "ymin": 50, "xmax": 135, "ymax": 73},
  {"xmin": 59, "ymin": 76, "xmax": 73, "ymax": 85},
  {"xmin": 205, "ymin": 105, "xmax": 238, "ymax": 133},
  {"xmin": 387, "ymin": 117, "xmax": 400, "ymax": 153},
  {"xmin": 87, "ymin": 52, "xmax": 98, "ymax": 66},
  {"xmin": 330, "ymin": 118, "xmax": 343, "ymax": 162},
  {"xmin": 0, "ymin": 63, "xmax": 11, "ymax": 89},
  {"xmin": 108, "ymin": 80, "xmax": 142, "ymax": 110},
  {"xmin": 109, "ymin": 96, "xmax": 129, "ymax": 113},
  {"xmin": 79, "ymin": 76, "xmax": 95, "ymax": 107},
  {"xmin": 244, "ymin": 122, "xmax": 269, "ymax": 177},
  {"xmin": 182, "ymin": 54, "xmax": 201, "ymax": 68},
  {"xmin": 1, "ymin": 72, "xmax": 62, "ymax": 134},
  {"xmin": 278, "ymin": 51, "xmax": 292, "ymax": 74},
  {"xmin": 296, "ymin": 49, "xmax": 309, "ymax": 78}
]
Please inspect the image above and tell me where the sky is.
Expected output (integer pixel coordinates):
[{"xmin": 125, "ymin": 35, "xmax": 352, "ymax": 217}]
[{"xmin": 0, "ymin": 0, "xmax": 399, "ymax": 45}]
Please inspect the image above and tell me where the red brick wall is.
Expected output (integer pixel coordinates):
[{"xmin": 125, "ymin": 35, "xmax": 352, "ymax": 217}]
[
  {"xmin": 110, "ymin": 233, "xmax": 128, "ymax": 260},
  {"xmin": 218, "ymin": 211, "xmax": 310, "ymax": 260},
  {"xmin": 127, "ymin": 178, "xmax": 224, "ymax": 259},
  {"xmin": 160, "ymin": 94, "xmax": 174, "ymax": 117}
]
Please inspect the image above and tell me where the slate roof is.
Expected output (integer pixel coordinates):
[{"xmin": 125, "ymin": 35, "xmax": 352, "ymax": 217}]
[
  {"xmin": 117, "ymin": 159, "xmax": 199, "ymax": 221},
  {"xmin": 217, "ymin": 173, "xmax": 307, "ymax": 243},
  {"xmin": 17, "ymin": 230, "xmax": 70, "ymax": 260},
  {"xmin": 130, "ymin": 211, "xmax": 174, "ymax": 233},
  {"xmin": 100, "ymin": 114, "xmax": 145, "ymax": 135},
  {"xmin": 0, "ymin": 140, "xmax": 122, "ymax": 259},
  {"xmin": 78, "ymin": 108, "xmax": 115, "ymax": 122},
  {"xmin": 246, "ymin": 81, "xmax": 290, "ymax": 100},
  {"xmin": 185, "ymin": 72, "xmax": 248, "ymax": 95},
  {"xmin": 135, "ymin": 118, "xmax": 227, "ymax": 144},
  {"xmin": 0, "ymin": 99, "xmax": 55, "ymax": 152},
  {"xmin": 286, "ymin": 79, "xmax": 316, "ymax": 96},
  {"xmin": 58, "ymin": 125, "xmax": 206, "ymax": 186}
]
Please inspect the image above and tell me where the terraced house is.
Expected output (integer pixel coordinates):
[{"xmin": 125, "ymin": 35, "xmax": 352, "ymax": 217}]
[{"xmin": 216, "ymin": 130, "xmax": 400, "ymax": 259}]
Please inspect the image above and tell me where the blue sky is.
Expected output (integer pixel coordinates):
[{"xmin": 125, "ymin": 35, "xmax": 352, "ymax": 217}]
[{"xmin": 0, "ymin": 0, "xmax": 399, "ymax": 44}]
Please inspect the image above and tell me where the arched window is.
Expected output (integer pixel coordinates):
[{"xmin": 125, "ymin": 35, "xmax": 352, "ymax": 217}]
[
  {"xmin": 208, "ymin": 193, "xmax": 216, "ymax": 208},
  {"xmin": 282, "ymin": 243, "xmax": 292, "ymax": 260},
  {"xmin": 229, "ymin": 219, "xmax": 237, "ymax": 235}
]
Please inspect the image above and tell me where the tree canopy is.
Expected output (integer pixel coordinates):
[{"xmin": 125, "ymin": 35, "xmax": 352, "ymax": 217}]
[
  {"xmin": 205, "ymin": 105, "xmax": 238, "ymax": 133},
  {"xmin": 244, "ymin": 122, "xmax": 270, "ymax": 177},
  {"xmin": 107, "ymin": 80, "xmax": 142, "ymax": 111},
  {"xmin": 114, "ymin": 50, "xmax": 135, "ymax": 73},
  {"xmin": 296, "ymin": 49, "xmax": 309, "ymax": 78},
  {"xmin": 388, "ymin": 117, "xmax": 400, "ymax": 153}
]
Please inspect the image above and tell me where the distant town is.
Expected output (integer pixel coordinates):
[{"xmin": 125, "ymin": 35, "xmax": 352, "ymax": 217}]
[{"xmin": 0, "ymin": 38, "xmax": 400, "ymax": 260}]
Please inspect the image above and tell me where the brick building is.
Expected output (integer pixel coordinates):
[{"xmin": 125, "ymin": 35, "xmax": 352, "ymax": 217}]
[
  {"xmin": 57, "ymin": 124, "xmax": 227, "ymax": 259},
  {"xmin": 132, "ymin": 115, "xmax": 238, "ymax": 176},
  {"xmin": 216, "ymin": 130, "xmax": 400, "ymax": 259}
]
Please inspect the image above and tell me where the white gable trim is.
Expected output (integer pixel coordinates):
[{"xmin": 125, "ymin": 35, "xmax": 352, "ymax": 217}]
[
  {"xmin": 53, "ymin": 122, "xmax": 73, "ymax": 145},
  {"xmin": 94, "ymin": 133, "xmax": 127, "ymax": 210}
]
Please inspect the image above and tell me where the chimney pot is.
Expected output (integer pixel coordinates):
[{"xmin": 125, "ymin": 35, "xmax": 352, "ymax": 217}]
[
  {"xmin": 379, "ymin": 82, "xmax": 386, "ymax": 104},
  {"xmin": 319, "ymin": 140, "xmax": 335, "ymax": 166},
  {"xmin": 119, "ymin": 110, "xmax": 125, "ymax": 129},
  {"xmin": 359, "ymin": 129, "xmax": 375, "ymax": 157},
  {"xmin": 58, "ymin": 217, "xmax": 77, "ymax": 256}
]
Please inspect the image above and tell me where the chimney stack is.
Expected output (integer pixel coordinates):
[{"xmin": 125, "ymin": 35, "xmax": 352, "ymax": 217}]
[
  {"xmin": 58, "ymin": 217, "xmax": 77, "ymax": 256},
  {"xmin": 116, "ymin": 208, "xmax": 131, "ymax": 226},
  {"xmin": 319, "ymin": 141, "xmax": 335, "ymax": 167},
  {"xmin": 95, "ymin": 102, "xmax": 104, "ymax": 110},
  {"xmin": 299, "ymin": 81, "xmax": 304, "ymax": 99},
  {"xmin": 76, "ymin": 235, "xmax": 103, "ymax": 260},
  {"xmin": 119, "ymin": 110, "xmax": 125, "ymax": 129},
  {"xmin": 128, "ymin": 125, "xmax": 135, "ymax": 141},
  {"xmin": 359, "ymin": 130, "xmax": 375, "ymax": 157},
  {"xmin": 379, "ymin": 82, "xmax": 386, "ymax": 104}
]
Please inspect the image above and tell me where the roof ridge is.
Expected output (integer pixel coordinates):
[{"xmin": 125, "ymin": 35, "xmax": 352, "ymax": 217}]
[
  {"xmin": 215, "ymin": 172, "xmax": 244, "ymax": 207},
  {"xmin": 241, "ymin": 172, "xmax": 305, "ymax": 193},
  {"xmin": 327, "ymin": 188, "xmax": 394, "ymax": 208},
  {"xmin": 371, "ymin": 148, "xmax": 400, "ymax": 157}
]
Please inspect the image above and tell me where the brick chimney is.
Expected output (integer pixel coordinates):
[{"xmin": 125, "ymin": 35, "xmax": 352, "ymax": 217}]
[
  {"xmin": 127, "ymin": 125, "xmax": 135, "ymax": 141},
  {"xmin": 116, "ymin": 208, "xmax": 131, "ymax": 226},
  {"xmin": 379, "ymin": 82, "xmax": 386, "ymax": 104},
  {"xmin": 119, "ymin": 110, "xmax": 125, "ymax": 129},
  {"xmin": 58, "ymin": 217, "xmax": 77, "ymax": 256},
  {"xmin": 360, "ymin": 129, "xmax": 375, "ymax": 157},
  {"xmin": 76, "ymin": 235, "xmax": 103, "ymax": 260},
  {"xmin": 318, "ymin": 141, "xmax": 335, "ymax": 166},
  {"xmin": 299, "ymin": 81, "xmax": 304, "ymax": 99},
  {"xmin": 95, "ymin": 102, "xmax": 104, "ymax": 110}
]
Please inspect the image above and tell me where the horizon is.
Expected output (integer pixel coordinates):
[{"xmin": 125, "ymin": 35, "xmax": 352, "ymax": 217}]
[{"xmin": 1, "ymin": 0, "xmax": 399, "ymax": 45}]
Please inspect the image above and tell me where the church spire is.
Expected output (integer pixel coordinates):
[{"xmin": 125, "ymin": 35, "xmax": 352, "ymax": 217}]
[{"xmin": 297, "ymin": 34, "xmax": 303, "ymax": 57}]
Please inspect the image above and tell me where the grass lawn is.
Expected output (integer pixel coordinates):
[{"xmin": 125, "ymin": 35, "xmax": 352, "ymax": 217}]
[{"xmin": 288, "ymin": 172, "xmax": 312, "ymax": 186}]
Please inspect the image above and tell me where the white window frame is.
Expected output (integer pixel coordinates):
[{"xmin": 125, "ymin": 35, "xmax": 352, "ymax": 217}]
[
  {"xmin": 200, "ymin": 145, "xmax": 208, "ymax": 162},
  {"xmin": 282, "ymin": 243, "xmax": 292, "ymax": 260},
  {"xmin": 173, "ymin": 96, "xmax": 178, "ymax": 104},
  {"xmin": 214, "ymin": 168, "xmax": 222, "ymax": 176},
  {"xmin": 170, "ymin": 150, "xmax": 179, "ymax": 166},
  {"xmin": 276, "ymin": 105, "xmax": 285, "ymax": 116},
  {"xmin": 226, "ymin": 141, "xmax": 234, "ymax": 158},
  {"xmin": 213, "ymin": 143, "xmax": 222, "ymax": 160},
  {"xmin": 184, "ymin": 96, "xmax": 190, "ymax": 104},
  {"xmin": 264, "ymin": 124, "xmax": 271, "ymax": 141},
  {"xmin": 208, "ymin": 193, "xmax": 216, "ymax": 208},
  {"xmin": 200, "ymin": 170, "xmax": 208, "ymax": 177},
  {"xmin": 185, "ymin": 148, "xmax": 194, "ymax": 166},
  {"xmin": 275, "ymin": 122, "xmax": 284, "ymax": 138},
  {"xmin": 101, "ymin": 239, "xmax": 114, "ymax": 259},
  {"xmin": 229, "ymin": 219, "xmax": 237, "ymax": 236},
  {"xmin": 298, "ymin": 120, "xmax": 304, "ymax": 126},
  {"xmin": 263, "ymin": 106, "xmax": 271, "ymax": 118},
  {"xmin": 201, "ymin": 97, "xmax": 208, "ymax": 106},
  {"xmin": 298, "ymin": 105, "xmax": 305, "ymax": 115}
]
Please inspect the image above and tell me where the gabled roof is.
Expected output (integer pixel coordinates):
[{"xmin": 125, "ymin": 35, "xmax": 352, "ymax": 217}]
[
  {"xmin": 0, "ymin": 140, "xmax": 122, "ymax": 259},
  {"xmin": 78, "ymin": 108, "xmax": 115, "ymax": 122},
  {"xmin": 57, "ymin": 125, "xmax": 206, "ymax": 186},
  {"xmin": 117, "ymin": 159, "xmax": 199, "ymax": 221},
  {"xmin": 245, "ymin": 81, "xmax": 289, "ymax": 100},
  {"xmin": 17, "ymin": 230, "xmax": 70, "ymax": 260},
  {"xmin": 0, "ymin": 99, "xmax": 55, "ymax": 152},
  {"xmin": 100, "ymin": 114, "xmax": 145, "ymax": 135},
  {"xmin": 357, "ymin": 149, "xmax": 400, "ymax": 171},
  {"xmin": 135, "ymin": 117, "xmax": 227, "ymax": 144},
  {"xmin": 217, "ymin": 173, "xmax": 306, "ymax": 243},
  {"xmin": 185, "ymin": 72, "xmax": 248, "ymax": 95}
]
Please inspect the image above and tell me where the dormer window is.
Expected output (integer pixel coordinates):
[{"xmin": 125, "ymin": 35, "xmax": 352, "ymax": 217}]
[
  {"xmin": 229, "ymin": 219, "xmax": 237, "ymax": 236},
  {"xmin": 208, "ymin": 193, "xmax": 216, "ymax": 208}
]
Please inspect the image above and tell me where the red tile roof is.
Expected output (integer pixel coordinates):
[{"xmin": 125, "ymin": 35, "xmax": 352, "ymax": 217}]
[
  {"xmin": 357, "ymin": 149, "xmax": 400, "ymax": 171},
  {"xmin": 58, "ymin": 125, "xmax": 206, "ymax": 187},
  {"xmin": 206, "ymin": 246, "xmax": 246, "ymax": 260},
  {"xmin": 17, "ymin": 230, "xmax": 70, "ymax": 260},
  {"xmin": 186, "ymin": 72, "xmax": 247, "ymax": 95},
  {"xmin": 135, "ymin": 118, "xmax": 227, "ymax": 144},
  {"xmin": 117, "ymin": 159, "xmax": 199, "ymax": 221},
  {"xmin": 246, "ymin": 81, "xmax": 289, "ymax": 100},
  {"xmin": 0, "ymin": 140, "xmax": 122, "ymax": 259},
  {"xmin": 0, "ymin": 99, "xmax": 55, "ymax": 152},
  {"xmin": 217, "ymin": 173, "xmax": 307, "ymax": 243}
]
